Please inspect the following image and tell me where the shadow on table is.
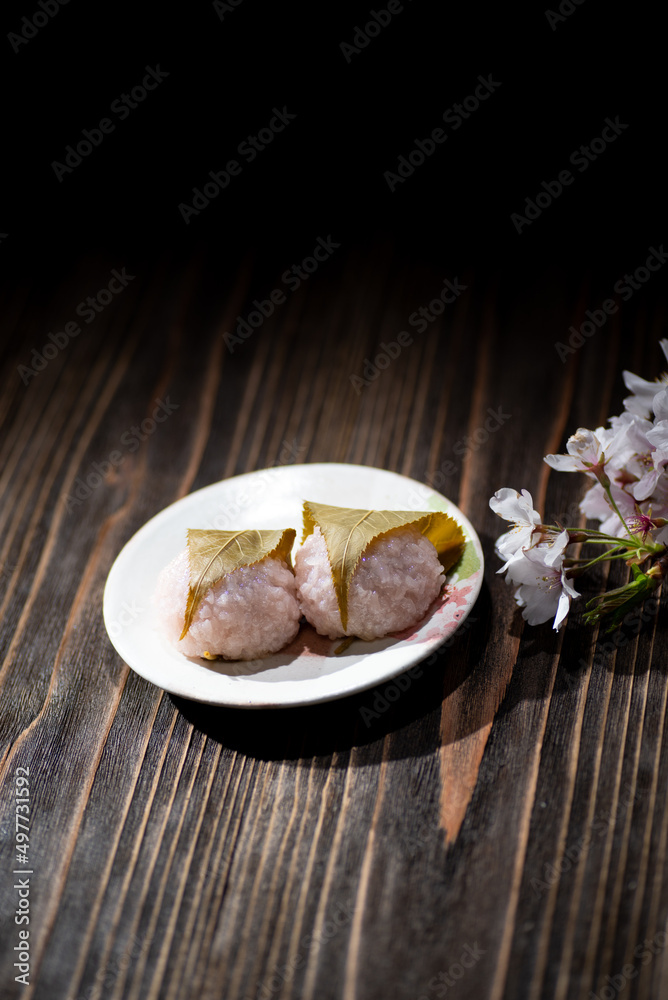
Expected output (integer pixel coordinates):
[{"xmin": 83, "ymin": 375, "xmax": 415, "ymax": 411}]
[
  {"xmin": 485, "ymin": 578, "xmax": 668, "ymax": 728},
  {"xmin": 171, "ymin": 583, "xmax": 494, "ymax": 763},
  {"xmin": 172, "ymin": 568, "xmax": 668, "ymax": 764}
]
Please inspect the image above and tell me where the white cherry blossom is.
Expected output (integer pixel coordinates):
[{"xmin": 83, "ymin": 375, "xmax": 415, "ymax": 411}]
[
  {"xmin": 544, "ymin": 422, "xmax": 632, "ymax": 479},
  {"xmin": 504, "ymin": 530, "xmax": 579, "ymax": 629},
  {"xmin": 579, "ymin": 482, "xmax": 639, "ymax": 537},
  {"xmin": 489, "ymin": 488, "xmax": 541, "ymax": 570},
  {"xmin": 632, "ymin": 422, "xmax": 668, "ymax": 501},
  {"xmin": 653, "ymin": 386, "xmax": 668, "ymax": 422},
  {"xmin": 544, "ymin": 428, "xmax": 605, "ymax": 475},
  {"xmin": 622, "ymin": 339, "xmax": 668, "ymax": 418},
  {"xmin": 491, "ymin": 340, "xmax": 668, "ymax": 633}
]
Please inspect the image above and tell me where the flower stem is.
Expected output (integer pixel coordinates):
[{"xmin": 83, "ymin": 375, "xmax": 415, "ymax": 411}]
[
  {"xmin": 604, "ymin": 484, "xmax": 633, "ymax": 536},
  {"xmin": 571, "ymin": 539, "xmax": 628, "ymax": 547},
  {"xmin": 566, "ymin": 549, "xmax": 627, "ymax": 566},
  {"xmin": 565, "ymin": 550, "xmax": 634, "ymax": 576}
]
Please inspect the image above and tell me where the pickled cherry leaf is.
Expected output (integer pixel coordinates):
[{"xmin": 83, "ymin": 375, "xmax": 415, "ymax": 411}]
[
  {"xmin": 180, "ymin": 527, "xmax": 296, "ymax": 640},
  {"xmin": 301, "ymin": 501, "xmax": 465, "ymax": 631}
]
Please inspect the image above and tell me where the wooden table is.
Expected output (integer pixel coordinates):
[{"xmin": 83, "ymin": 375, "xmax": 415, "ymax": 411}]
[
  {"xmin": 1, "ymin": 245, "xmax": 666, "ymax": 1000},
  {"xmin": 1, "ymin": 1, "xmax": 667, "ymax": 995}
]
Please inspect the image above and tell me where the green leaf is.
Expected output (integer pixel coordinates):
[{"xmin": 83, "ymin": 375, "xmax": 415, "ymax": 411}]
[
  {"xmin": 452, "ymin": 539, "xmax": 480, "ymax": 581},
  {"xmin": 583, "ymin": 566, "xmax": 659, "ymax": 633},
  {"xmin": 180, "ymin": 527, "xmax": 296, "ymax": 640},
  {"xmin": 301, "ymin": 500, "xmax": 465, "ymax": 631}
]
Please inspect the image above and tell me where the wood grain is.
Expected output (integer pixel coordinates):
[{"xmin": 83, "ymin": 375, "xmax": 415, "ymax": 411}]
[{"xmin": 1, "ymin": 249, "xmax": 667, "ymax": 1000}]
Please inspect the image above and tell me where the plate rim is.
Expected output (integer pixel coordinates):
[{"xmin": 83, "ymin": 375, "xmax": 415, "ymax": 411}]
[{"xmin": 103, "ymin": 462, "xmax": 484, "ymax": 708}]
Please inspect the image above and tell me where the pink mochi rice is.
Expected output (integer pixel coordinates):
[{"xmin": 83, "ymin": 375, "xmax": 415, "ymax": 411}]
[
  {"xmin": 295, "ymin": 525, "xmax": 445, "ymax": 640},
  {"xmin": 153, "ymin": 548, "xmax": 301, "ymax": 660}
]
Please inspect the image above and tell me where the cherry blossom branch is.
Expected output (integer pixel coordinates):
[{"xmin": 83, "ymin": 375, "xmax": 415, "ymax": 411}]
[{"xmin": 489, "ymin": 338, "xmax": 668, "ymax": 632}]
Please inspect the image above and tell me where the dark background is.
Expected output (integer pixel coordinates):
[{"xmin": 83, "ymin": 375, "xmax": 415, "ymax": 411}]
[
  {"xmin": 1, "ymin": 0, "xmax": 664, "ymax": 292},
  {"xmin": 2, "ymin": 7, "xmax": 668, "ymax": 1000}
]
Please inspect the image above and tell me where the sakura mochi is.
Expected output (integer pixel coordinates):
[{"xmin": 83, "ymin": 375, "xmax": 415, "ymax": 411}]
[
  {"xmin": 153, "ymin": 528, "xmax": 300, "ymax": 660},
  {"xmin": 294, "ymin": 501, "xmax": 465, "ymax": 640}
]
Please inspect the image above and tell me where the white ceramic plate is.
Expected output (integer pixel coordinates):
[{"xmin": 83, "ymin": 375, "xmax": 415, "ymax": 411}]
[{"xmin": 103, "ymin": 463, "xmax": 483, "ymax": 708}]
